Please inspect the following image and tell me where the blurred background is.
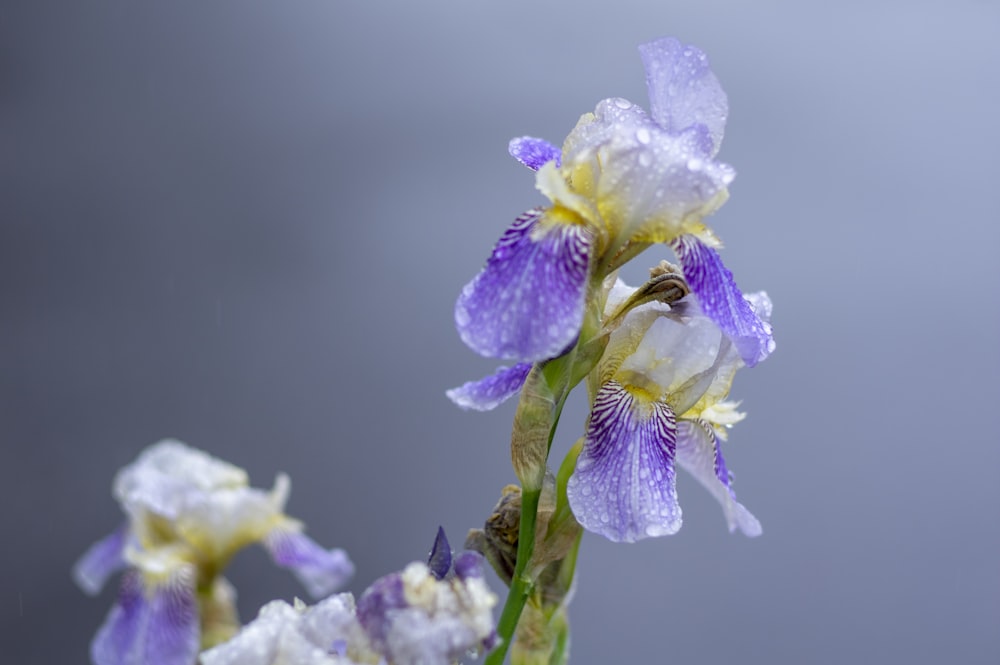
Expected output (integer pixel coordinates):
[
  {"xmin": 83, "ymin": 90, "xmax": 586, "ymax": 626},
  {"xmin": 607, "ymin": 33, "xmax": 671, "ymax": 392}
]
[{"xmin": 2, "ymin": 1, "xmax": 998, "ymax": 663}]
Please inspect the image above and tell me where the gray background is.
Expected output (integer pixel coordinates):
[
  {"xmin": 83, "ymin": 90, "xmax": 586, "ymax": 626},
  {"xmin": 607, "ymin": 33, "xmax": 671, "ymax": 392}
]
[{"xmin": 3, "ymin": 1, "xmax": 998, "ymax": 663}]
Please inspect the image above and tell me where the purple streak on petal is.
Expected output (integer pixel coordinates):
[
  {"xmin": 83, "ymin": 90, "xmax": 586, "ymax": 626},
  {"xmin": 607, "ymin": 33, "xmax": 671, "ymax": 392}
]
[
  {"xmin": 453, "ymin": 551, "xmax": 485, "ymax": 580},
  {"xmin": 639, "ymin": 37, "xmax": 728, "ymax": 155},
  {"xmin": 91, "ymin": 569, "xmax": 199, "ymax": 665},
  {"xmin": 356, "ymin": 572, "xmax": 407, "ymax": 646},
  {"xmin": 566, "ymin": 381, "xmax": 681, "ymax": 543},
  {"xmin": 675, "ymin": 419, "xmax": 761, "ymax": 537},
  {"xmin": 673, "ymin": 235, "xmax": 774, "ymax": 367},
  {"xmin": 427, "ymin": 527, "xmax": 451, "ymax": 580},
  {"xmin": 456, "ymin": 208, "xmax": 591, "ymax": 362},
  {"xmin": 73, "ymin": 524, "xmax": 128, "ymax": 596},
  {"xmin": 445, "ymin": 363, "xmax": 531, "ymax": 411},
  {"xmin": 265, "ymin": 528, "xmax": 355, "ymax": 598},
  {"xmin": 508, "ymin": 136, "xmax": 561, "ymax": 170}
]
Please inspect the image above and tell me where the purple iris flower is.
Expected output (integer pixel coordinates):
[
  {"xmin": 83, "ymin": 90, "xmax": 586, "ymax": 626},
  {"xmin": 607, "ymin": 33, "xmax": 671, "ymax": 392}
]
[
  {"xmin": 453, "ymin": 37, "xmax": 773, "ymax": 373},
  {"xmin": 565, "ymin": 281, "xmax": 765, "ymax": 542},
  {"xmin": 73, "ymin": 440, "xmax": 354, "ymax": 665},
  {"xmin": 201, "ymin": 529, "xmax": 498, "ymax": 665}
]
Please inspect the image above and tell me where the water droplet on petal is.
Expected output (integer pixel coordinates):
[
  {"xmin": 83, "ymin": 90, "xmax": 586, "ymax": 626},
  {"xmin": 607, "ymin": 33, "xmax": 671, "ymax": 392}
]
[
  {"xmin": 636, "ymin": 128, "xmax": 651, "ymax": 145},
  {"xmin": 614, "ymin": 98, "xmax": 633, "ymax": 110}
]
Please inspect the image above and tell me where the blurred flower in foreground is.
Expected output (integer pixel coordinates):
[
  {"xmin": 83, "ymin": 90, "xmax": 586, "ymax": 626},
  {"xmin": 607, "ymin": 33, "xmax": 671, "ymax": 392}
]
[
  {"xmin": 454, "ymin": 36, "xmax": 773, "ymax": 372},
  {"xmin": 200, "ymin": 528, "xmax": 498, "ymax": 665},
  {"xmin": 73, "ymin": 439, "xmax": 354, "ymax": 665},
  {"xmin": 566, "ymin": 275, "xmax": 766, "ymax": 542}
]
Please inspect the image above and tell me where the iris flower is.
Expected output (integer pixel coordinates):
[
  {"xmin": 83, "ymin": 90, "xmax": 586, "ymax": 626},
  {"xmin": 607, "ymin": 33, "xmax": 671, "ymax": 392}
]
[
  {"xmin": 200, "ymin": 529, "xmax": 498, "ymax": 665},
  {"xmin": 73, "ymin": 440, "xmax": 354, "ymax": 665},
  {"xmin": 455, "ymin": 37, "xmax": 772, "ymax": 369},
  {"xmin": 565, "ymin": 279, "xmax": 766, "ymax": 542}
]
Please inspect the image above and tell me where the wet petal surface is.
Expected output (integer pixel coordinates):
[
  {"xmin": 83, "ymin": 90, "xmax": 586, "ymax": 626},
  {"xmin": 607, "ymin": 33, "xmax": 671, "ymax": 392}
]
[
  {"xmin": 456, "ymin": 209, "xmax": 590, "ymax": 362},
  {"xmin": 567, "ymin": 381, "xmax": 681, "ymax": 542}
]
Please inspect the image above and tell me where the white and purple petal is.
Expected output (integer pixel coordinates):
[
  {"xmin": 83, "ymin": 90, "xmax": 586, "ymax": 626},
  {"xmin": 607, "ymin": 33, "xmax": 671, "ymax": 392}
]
[
  {"xmin": 264, "ymin": 527, "xmax": 354, "ymax": 599},
  {"xmin": 675, "ymin": 419, "xmax": 761, "ymax": 536},
  {"xmin": 509, "ymin": 136, "xmax": 561, "ymax": 170},
  {"xmin": 455, "ymin": 208, "xmax": 591, "ymax": 362},
  {"xmin": 358, "ymin": 562, "xmax": 497, "ymax": 665},
  {"xmin": 201, "ymin": 595, "xmax": 374, "ymax": 665},
  {"xmin": 567, "ymin": 381, "xmax": 681, "ymax": 543},
  {"xmin": 445, "ymin": 363, "xmax": 531, "ymax": 411},
  {"xmin": 91, "ymin": 568, "xmax": 199, "ymax": 665},
  {"xmin": 560, "ymin": 98, "xmax": 734, "ymax": 244},
  {"xmin": 673, "ymin": 235, "xmax": 774, "ymax": 367},
  {"xmin": 73, "ymin": 524, "xmax": 129, "ymax": 596},
  {"xmin": 639, "ymin": 37, "xmax": 728, "ymax": 156}
]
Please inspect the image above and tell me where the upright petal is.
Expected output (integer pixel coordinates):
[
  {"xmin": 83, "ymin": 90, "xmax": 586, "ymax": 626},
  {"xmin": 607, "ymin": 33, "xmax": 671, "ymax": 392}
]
[
  {"xmin": 73, "ymin": 524, "xmax": 129, "ymax": 596},
  {"xmin": 561, "ymin": 99, "xmax": 734, "ymax": 245},
  {"xmin": 639, "ymin": 37, "xmax": 728, "ymax": 155},
  {"xmin": 673, "ymin": 234, "xmax": 774, "ymax": 366},
  {"xmin": 427, "ymin": 527, "xmax": 452, "ymax": 580},
  {"xmin": 567, "ymin": 381, "xmax": 681, "ymax": 542},
  {"xmin": 90, "ymin": 568, "xmax": 199, "ymax": 665},
  {"xmin": 509, "ymin": 136, "xmax": 561, "ymax": 170},
  {"xmin": 113, "ymin": 439, "xmax": 247, "ymax": 521},
  {"xmin": 455, "ymin": 209, "xmax": 591, "ymax": 362},
  {"xmin": 264, "ymin": 526, "xmax": 355, "ymax": 599},
  {"xmin": 445, "ymin": 363, "xmax": 531, "ymax": 411},
  {"xmin": 675, "ymin": 419, "xmax": 761, "ymax": 536}
]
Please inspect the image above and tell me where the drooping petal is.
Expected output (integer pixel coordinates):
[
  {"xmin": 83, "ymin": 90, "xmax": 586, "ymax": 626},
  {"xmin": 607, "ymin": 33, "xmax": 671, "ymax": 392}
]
[
  {"xmin": 445, "ymin": 363, "xmax": 531, "ymax": 411},
  {"xmin": 73, "ymin": 524, "xmax": 129, "ymax": 596},
  {"xmin": 567, "ymin": 381, "xmax": 681, "ymax": 542},
  {"xmin": 675, "ymin": 419, "xmax": 761, "ymax": 536},
  {"xmin": 455, "ymin": 208, "xmax": 591, "ymax": 362},
  {"xmin": 508, "ymin": 136, "xmax": 561, "ymax": 170},
  {"xmin": 639, "ymin": 37, "xmax": 728, "ymax": 156},
  {"xmin": 673, "ymin": 234, "xmax": 774, "ymax": 367},
  {"xmin": 427, "ymin": 527, "xmax": 451, "ymax": 580},
  {"xmin": 264, "ymin": 526, "xmax": 355, "ymax": 599},
  {"xmin": 91, "ymin": 568, "xmax": 199, "ymax": 665}
]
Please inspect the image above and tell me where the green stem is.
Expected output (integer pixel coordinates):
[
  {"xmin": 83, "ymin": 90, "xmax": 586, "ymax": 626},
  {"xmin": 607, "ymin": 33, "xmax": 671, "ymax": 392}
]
[
  {"xmin": 486, "ymin": 486, "xmax": 540, "ymax": 665},
  {"xmin": 488, "ymin": 386, "xmax": 570, "ymax": 665}
]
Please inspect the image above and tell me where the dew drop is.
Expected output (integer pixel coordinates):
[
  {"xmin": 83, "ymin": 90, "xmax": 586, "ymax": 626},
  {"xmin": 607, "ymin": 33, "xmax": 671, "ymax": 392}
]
[
  {"xmin": 636, "ymin": 127, "xmax": 651, "ymax": 145},
  {"xmin": 614, "ymin": 98, "xmax": 633, "ymax": 110}
]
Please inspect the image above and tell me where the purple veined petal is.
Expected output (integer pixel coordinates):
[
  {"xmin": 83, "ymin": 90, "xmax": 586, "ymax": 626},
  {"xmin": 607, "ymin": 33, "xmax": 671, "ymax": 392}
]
[
  {"xmin": 566, "ymin": 381, "xmax": 681, "ymax": 543},
  {"xmin": 73, "ymin": 524, "xmax": 129, "ymax": 596},
  {"xmin": 675, "ymin": 419, "xmax": 761, "ymax": 537},
  {"xmin": 91, "ymin": 568, "xmax": 200, "ymax": 665},
  {"xmin": 455, "ymin": 208, "xmax": 591, "ymax": 362},
  {"xmin": 445, "ymin": 362, "xmax": 531, "ymax": 411},
  {"xmin": 639, "ymin": 37, "xmax": 728, "ymax": 156},
  {"xmin": 508, "ymin": 136, "xmax": 561, "ymax": 170},
  {"xmin": 264, "ymin": 527, "xmax": 355, "ymax": 598},
  {"xmin": 427, "ymin": 527, "xmax": 451, "ymax": 580},
  {"xmin": 673, "ymin": 234, "xmax": 775, "ymax": 367}
]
